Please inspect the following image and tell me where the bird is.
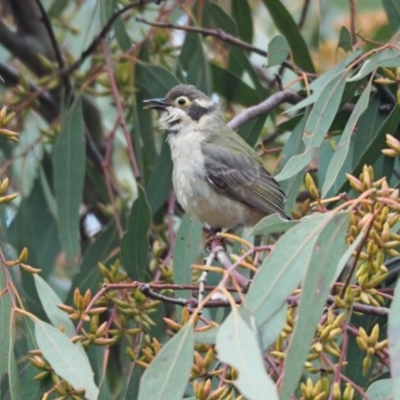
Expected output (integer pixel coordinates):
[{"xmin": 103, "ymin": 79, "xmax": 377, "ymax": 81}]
[{"xmin": 144, "ymin": 84, "xmax": 289, "ymax": 232}]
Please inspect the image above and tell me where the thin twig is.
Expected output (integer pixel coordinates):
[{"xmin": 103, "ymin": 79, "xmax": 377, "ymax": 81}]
[
  {"xmin": 349, "ymin": 0, "xmax": 357, "ymax": 46},
  {"xmin": 101, "ymin": 39, "xmax": 141, "ymax": 181},
  {"xmin": 59, "ymin": 0, "xmax": 163, "ymax": 78},
  {"xmin": 298, "ymin": 0, "xmax": 310, "ymax": 30},
  {"xmin": 33, "ymin": 0, "xmax": 70, "ymax": 93}
]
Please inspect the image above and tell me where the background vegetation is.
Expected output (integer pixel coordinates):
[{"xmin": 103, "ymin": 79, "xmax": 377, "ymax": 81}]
[{"xmin": 0, "ymin": 0, "xmax": 400, "ymax": 399}]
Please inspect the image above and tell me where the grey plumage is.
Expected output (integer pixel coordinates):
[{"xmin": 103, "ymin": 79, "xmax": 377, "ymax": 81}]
[{"xmin": 145, "ymin": 84, "xmax": 289, "ymax": 230}]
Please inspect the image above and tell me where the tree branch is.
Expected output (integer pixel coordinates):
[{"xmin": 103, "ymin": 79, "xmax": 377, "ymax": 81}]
[{"xmin": 227, "ymin": 90, "xmax": 302, "ymax": 131}]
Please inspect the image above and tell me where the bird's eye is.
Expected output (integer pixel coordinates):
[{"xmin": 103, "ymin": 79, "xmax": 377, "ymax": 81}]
[{"xmin": 177, "ymin": 96, "xmax": 188, "ymax": 106}]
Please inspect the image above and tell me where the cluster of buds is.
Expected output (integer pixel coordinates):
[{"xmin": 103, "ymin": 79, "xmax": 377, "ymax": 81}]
[
  {"xmin": 346, "ymin": 165, "xmax": 400, "ymax": 304},
  {"xmin": 300, "ymin": 378, "xmax": 327, "ymax": 400},
  {"xmin": 0, "ymin": 174, "xmax": 18, "ymax": 205},
  {"xmin": 5, "ymin": 247, "xmax": 41, "ymax": 274},
  {"xmin": 29, "ymin": 351, "xmax": 86, "ymax": 399},
  {"xmin": 0, "ymin": 106, "xmax": 18, "ymax": 142},
  {"xmin": 356, "ymin": 324, "xmax": 388, "ymax": 375},
  {"xmin": 382, "ymin": 134, "xmax": 400, "ymax": 158},
  {"xmin": 58, "ymin": 288, "xmax": 106, "ymax": 324}
]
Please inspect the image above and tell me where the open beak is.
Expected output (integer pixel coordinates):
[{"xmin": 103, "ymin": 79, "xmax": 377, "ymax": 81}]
[{"xmin": 143, "ymin": 98, "xmax": 170, "ymax": 110}]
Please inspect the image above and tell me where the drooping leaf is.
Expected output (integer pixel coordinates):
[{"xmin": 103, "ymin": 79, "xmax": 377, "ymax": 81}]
[
  {"xmin": 173, "ymin": 213, "xmax": 202, "ymax": 301},
  {"xmin": 34, "ymin": 318, "xmax": 99, "ymax": 400},
  {"xmin": 267, "ymin": 35, "xmax": 290, "ymax": 67},
  {"xmin": 389, "ymin": 279, "xmax": 400, "ymax": 399},
  {"xmin": 261, "ymin": 0, "xmax": 314, "ymax": 72},
  {"xmin": 321, "ymin": 80, "xmax": 372, "ymax": 197},
  {"xmin": 259, "ymin": 304, "xmax": 287, "ymax": 352},
  {"xmin": 236, "ymin": 114, "xmax": 267, "ymax": 148},
  {"xmin": 138, "ymin": 322, "xmax": 194, "ymax": 400},
  {"xmin": 383, "ymin": 0, "xmax": 400, "ymax": 33},
  {"xmin": 53, "ymin": 98, "xmax": 85, "ymax": 265},
  {"xmin": 66, "ymin": 221, "xmax": 118, "ymax": 304},
  {"xmin": 217, "ymin": 311, "xmax": 279, "ymax": 400},
  {"xmin": 135, "ymin": 63, "xmax": 180, "ymax": 97},
  {"xmin": 338, "ymin": 26, "xmax": 353, "ymax": 52},
  {"xmin": 365, "ymin": 379, "xmax": 393, "ymax": 399},
  {"xmin": 211, "ymin": 64, "xmax": 260, "ymax": 106},
  {"xmin": 121, "ymin": 186, "xmax": 151, "ymax": 281},
  {"xmin": 279, "ymin": 212, "xmax": 349, "ymax": 400},
  {"xmin": 146, "ymin": 134, "xmax": 173, "ymax": 215},
  {"xmin": 231, "ymin": 0, "xmax": 253, "ymax": 44}
]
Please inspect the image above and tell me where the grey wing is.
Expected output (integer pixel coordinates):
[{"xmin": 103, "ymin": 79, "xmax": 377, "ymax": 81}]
[{"xmin": 202, "ymin": 142, "xmax": 288, "ymax": 218}]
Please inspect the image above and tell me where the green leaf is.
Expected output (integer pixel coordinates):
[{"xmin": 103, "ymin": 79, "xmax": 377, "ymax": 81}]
[
  {"xmin": 237, "ymin": 114, "xmax": 267, "ymax": 148},
  {"xmin": 267, "ymin": 35, "xmax": 290, "ymax": 67},
  {"xmin": 348, "ymin": 47, "xmax": 400, "ymax": 82},
  {"xmin": 245, "ymin": 213, "xmax": 331, "ymax": 325},
  {"xmin": 275, "ymin": 112, "xmax": 308, "ymax": 213},
  {"xmin": 259, "ymin": 304, "xmax": 287, "ymax": 351},
  {"xmin": 181, "ymin": 34, "xmax": 212, "ymax": 95},
  {"xmin": 66, "ymin": 221, "xmax": 118, "ymax": 304},
  {"xmin": 383, "ymin": 0, "xmax": 400, "ymax": 33},
  {"xmin": 34, "ymin": 318, "xmax": 99, "ymax": 400},
  {"xmin": 280, "ymin": 212, "xmax": 349, "ymax": 400},
  {"xmin": 286, "ymin": 50, "xmax": 360, "ymax": 114},
  {"xmin": 261, "ymin": 0, "xmax": 314, "ymax": 72},
  {"xmin": 8, "ymin": 322, "xmax": 21, "ymax": 400},
  {"xmin": 34, "ymin": 275, "xmax": 77, "ymax": 339},
  {"xmin": 389, "ymin": 279, "xmax": 400, "ymax": 399},
  {"xmin": 338, "ymin": 26, "xmax": 353, "ymax": 52},
  {"xmin": 275, "ymin": 72, "xmax": 347, "ymax": 181},
  {"xmin": 194, "ymin": 327, "xmax": 218, "ymax": 344},
  {"xmin": 366, "ymin": 379, "xmax": 393, "ymax": 399},
  {"xmin": 121, "ymin": 186, "xmax": 151, "ymax": 281},
  {"xmin": 120, "ymin": 364, "xmax": 142, "ymax": 400},
  {"xmin": 346, "ymin": 104, "xmax": 400, "ymax": 192},
  {"xmin": 249, "ymin": 214, "xmax": 299, "ymax": 236},
  {"xmin": 53, "ymin": 98, "xmax": 85, "ymax": 264},
  {"xmin": 173, "ymin": 214, "xmax": 202, "ymax": 300},
  {"xmin": 135, "ymin": 63, "xmax": 180, "ymax": 97},
  {"xmin": 211, "ymin": 64, "xmax": 260, "ymax": 106},
  {"xmin": 138, "ymin": 322, "xmax": 194, "ymax": 400},
  {"xmin": 216, "ymin": 311, "xmax": 278, "ymax": 400},
  {"xmin": 321, "ymin": 80, "xmax": 372, "ymax": 197},
  {"xmin": 146, "ymin": 134, "xmax": 173, "ymax": 215},
  {"xmin": 0, "ymin": 262, "xmax": 12, "ymax": 398},
  {"xmin": 232, "ymin": 0, "xmax": 253, "ymax": 43}
]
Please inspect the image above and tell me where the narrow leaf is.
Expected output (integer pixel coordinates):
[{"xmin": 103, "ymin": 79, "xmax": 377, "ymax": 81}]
[
  {"xmin": 173, "ymin": 214, "xmax": 202, "ymax": 300},
  {"xmin": 138, "ymin": 322, "xmax": 194, "ymax": 400},
  {"xmin": 249, "ymin": 214, "xmax": 299, "ymax": 236},
  {"xmin": 53, "ymin": 98, "xmax": 85, "ymax": 264},
  {"xmin": 261, "ymin": 0, "xmax": 314, "ymax": 72},
  {"xmin": 348, "ymin": 47, "xmax": 400, "ymax": 82},
  {"xmin": 389, "ymin": 279, "xmax": 400, "ymax": 399},
  {"xmin": 231, "ymin": 0, "xmax": 253, "ymax": 43},
  {"xmin": 383, "ymin": 0, "xmax": 400, "ymax": 33},
  {"xmin": 246, "ymin": 213, "xmax": 331, "ymax": 325},
  {"xmin": 121, "ymin": 186, "xmax": 151, "ymax": 281},
  {"xmin": 34, "ymin": 319, "xmax": 99, "ymax": 400},
  {"xmin": 280, "ymin": 212, "xmax": 349, "ymax": 400},
  {"xmin": 321, "ymin": 80, "xmax": 372, "ymax": 197},
  {"xmin": 217, "ymin": 311, "xmax": 278, "ymax": 400}
]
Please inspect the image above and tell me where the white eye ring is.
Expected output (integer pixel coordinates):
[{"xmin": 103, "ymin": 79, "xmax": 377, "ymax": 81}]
[{"xmin": 177, "ymin": 97, "xmax": 187, "ymax": 105}]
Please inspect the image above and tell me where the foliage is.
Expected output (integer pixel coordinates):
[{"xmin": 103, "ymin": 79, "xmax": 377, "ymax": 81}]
[{"xmin": 0, "ymin": 1, "xmax": 400, "ymax": 399}]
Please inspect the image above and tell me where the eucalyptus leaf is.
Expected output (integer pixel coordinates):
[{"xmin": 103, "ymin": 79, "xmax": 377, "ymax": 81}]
[
  {"xmin": 121, "ymin": 186, "xmax": 151, "ymax": 281},
  {"xmin": 338, "ymin": 26, "xmax": 353, "ymax": 52},
  {"xmin": 138, "ymin": 322, "xmax": 194, "ymax": 400},
  {"xmin": 267, "ymin": 35, "xmax": 290, "ymax": 67},
  {"xmin": 383, "ymin": 0, "xmax": 400, "ymax": 33},
  {"xmin": 389, "ymin": 279, "xmax": 400, "ymax": 399},
  {"xmin": 34, "ymin": 318, "xmax": 99, "ymax": 400},
  {"xmin": 280, "ymin": 212, "xmax": 349, "ymax": 400},
  {"xmin": 53, "ymin": 98, "xmax": 85, "ymax": 265},
  {"xmin": 217, "ymin": 311, "xmax": 278, "ymax": 400}
]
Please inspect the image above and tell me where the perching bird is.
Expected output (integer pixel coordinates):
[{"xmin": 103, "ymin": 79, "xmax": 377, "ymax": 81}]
[{"xmin": 145, "ymin": 84, "xmax": 289, "ymax": 231}]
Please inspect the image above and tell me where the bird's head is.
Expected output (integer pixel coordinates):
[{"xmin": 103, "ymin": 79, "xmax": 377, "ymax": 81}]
[{"xmin": 144, "ymin": 84, "xmax": 219, "ymax": 132}]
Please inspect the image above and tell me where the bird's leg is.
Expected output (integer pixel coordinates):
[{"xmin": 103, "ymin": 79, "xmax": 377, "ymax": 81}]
[{"xmin": 203, "ymin": 225, "xmax": 225, "ymax": 251}]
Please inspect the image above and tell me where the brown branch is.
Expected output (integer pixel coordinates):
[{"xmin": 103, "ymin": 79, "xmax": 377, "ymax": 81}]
[
  {"xmin": 59, "ymin": 0, "xmax": 164, "ymax": 78},
  {"xmin": 101, "ymin": 39, "xmax": 141, "ymax": 181},
  {"xmin": 227, "ymin": 90, "xmax": 302, "ymax": 131},
  {"xmin": 349, "ymin": 0, "xmax": 357, "ymax": 45}
]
